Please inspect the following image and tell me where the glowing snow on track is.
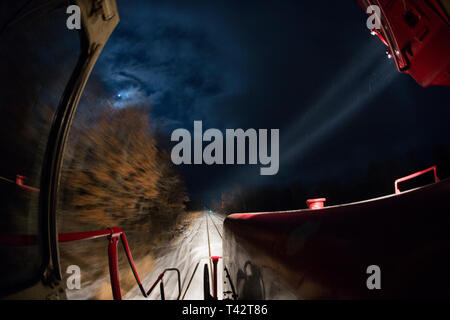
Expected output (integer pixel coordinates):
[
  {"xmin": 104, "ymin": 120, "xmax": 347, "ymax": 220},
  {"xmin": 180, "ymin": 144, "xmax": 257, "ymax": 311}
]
[{"xmin": 126, "ymin": 211, "xmax": 225, "ymax": 300}]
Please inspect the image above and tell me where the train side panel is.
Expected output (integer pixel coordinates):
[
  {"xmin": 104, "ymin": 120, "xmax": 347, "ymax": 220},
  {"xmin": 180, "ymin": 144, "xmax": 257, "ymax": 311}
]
[{"xmin": 223, "ymin": 179, "xmax": 450, "ymax": 299}]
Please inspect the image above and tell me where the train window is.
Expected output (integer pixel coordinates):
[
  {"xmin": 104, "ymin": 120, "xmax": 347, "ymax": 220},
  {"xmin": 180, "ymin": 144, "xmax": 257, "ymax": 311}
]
[{"xmin": 0, "ymin": 2, "xmax": 80, "ymax": 295}]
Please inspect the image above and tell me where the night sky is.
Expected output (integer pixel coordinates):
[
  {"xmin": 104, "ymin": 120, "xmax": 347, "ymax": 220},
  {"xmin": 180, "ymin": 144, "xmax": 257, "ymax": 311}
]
[{"xmin": 91, "ymin": 0, "xmax": 450, "ymax": 204}]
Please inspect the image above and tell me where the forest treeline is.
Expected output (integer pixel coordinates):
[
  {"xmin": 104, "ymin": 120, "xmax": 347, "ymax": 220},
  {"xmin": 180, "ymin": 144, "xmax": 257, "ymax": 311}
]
[{"xmin": 58, "ymin": 105, "xmax": 189, "ymax": 234}]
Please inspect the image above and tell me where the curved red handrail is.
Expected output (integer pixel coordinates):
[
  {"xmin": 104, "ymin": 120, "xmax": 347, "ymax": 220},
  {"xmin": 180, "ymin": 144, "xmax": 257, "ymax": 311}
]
[
  {"xmin": 394, "ymin": 165, "xmax": 439, "ymax": 194},
  {"xmin": 1, "ymin": 227, "xmax": 173, "ymax": 300}
]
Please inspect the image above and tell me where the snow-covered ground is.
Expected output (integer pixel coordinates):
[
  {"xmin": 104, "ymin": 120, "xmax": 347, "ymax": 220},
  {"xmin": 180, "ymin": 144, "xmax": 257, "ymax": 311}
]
[{"xmin": 125, "ymin": 211, "xmax": 225, "ymax": 300}]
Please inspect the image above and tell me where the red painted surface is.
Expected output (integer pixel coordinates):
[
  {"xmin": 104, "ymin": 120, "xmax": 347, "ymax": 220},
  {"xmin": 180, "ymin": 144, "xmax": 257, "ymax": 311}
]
[
  {"xmin": 61, "ymin": 227, "xmax": 145, "ymax": 300},
  {"xmin": 224, "ymin": 176, "xmax": 450, "ymax": 298},
  {"xmin": 358, "ymin": 0, "xmax": 450, "ymax": 87},
  {"xmin": 146, "ymin": 273, "xmax": 165, "ymax": 297},
  {"xmin": 306, "ymin": 198, "xmax": 326, "ymax": 210},
  {"xmin": 211, "ymin": 256, "xmax": 222, "ymax": 299},
  {"xmin": 394, "ymin": 165, "xmax": 439, "ymax": 194},
  {"xmin": 108, "ymin": 234, "xmax": 121, "ymax": 300},
  {"xmin": 15, "ymin": 174, "xmax": 40, "ymax": 193},
  {"xmin": 0, "ymin": 227, "xmax": 150, "ymax": 300},
  {"xmin": 145, "ymin": 268, "xmax": 181, "ymax": 299},
  {"xmin": 58, "ymin": 229, "xmax": 114, "ymax": 242}
]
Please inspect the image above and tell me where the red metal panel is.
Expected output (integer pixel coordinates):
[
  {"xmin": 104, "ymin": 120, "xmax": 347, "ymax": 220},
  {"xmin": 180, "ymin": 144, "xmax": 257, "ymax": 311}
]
[
  {"xmin": 108, "ymin": 234, "xmax": 122, "ymax": 300},
  {"xmin": 307, "ymin": 198, "xmax": 326, "ymax": 210},
  {"xmin": 58, "ymin": 229, "xmax": 112, "ymax": 242},
  {"xmin": 0, "ymin": 225, "xmax": 183, "ymax": 300},
  {"xmin": 211, "ymin": 256, "xmax": 221, "ymax": 299},
  {"xmin": 224, "ymin": 178, "xmax": 450, "ymax": 299},
  {"xmin": 394, "ymin": 165, "xmax": 439, "ymax": 194},
  {"xmin": 120, "ymin": 232, "xmax": 147, "ymax": 297},
  {"xmin": 358, "ymin": 0, "xmax": 450, "ymax": 87}
]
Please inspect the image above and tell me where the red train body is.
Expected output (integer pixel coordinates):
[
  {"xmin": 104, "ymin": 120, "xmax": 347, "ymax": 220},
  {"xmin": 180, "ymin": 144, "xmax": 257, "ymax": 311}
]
[
  {"xmin": 358, "ymin": 0, "xmax": 450, "ymax": 87},
  {"xmin": 223, "ymin": 170, "xmax": 450, "ymax": 299}
]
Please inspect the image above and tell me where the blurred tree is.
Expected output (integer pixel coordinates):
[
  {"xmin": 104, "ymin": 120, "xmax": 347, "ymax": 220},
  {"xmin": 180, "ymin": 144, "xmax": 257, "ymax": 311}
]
[{"xmin": 60, "ymin": 106, "xmax": 188, "ymax": 230}]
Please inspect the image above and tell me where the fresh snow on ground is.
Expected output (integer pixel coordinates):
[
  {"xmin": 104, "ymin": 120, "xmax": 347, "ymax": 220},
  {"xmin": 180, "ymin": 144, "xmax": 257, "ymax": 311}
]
[{"xmin": 126, "ymin": 211, "xmax": 225, "ymax": 300}]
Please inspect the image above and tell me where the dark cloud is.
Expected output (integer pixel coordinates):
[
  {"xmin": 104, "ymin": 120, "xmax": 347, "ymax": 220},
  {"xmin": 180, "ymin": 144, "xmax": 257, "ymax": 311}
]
[{"xmin": 90, "ymin": 0, "xmax": 450, "ymax": 203}]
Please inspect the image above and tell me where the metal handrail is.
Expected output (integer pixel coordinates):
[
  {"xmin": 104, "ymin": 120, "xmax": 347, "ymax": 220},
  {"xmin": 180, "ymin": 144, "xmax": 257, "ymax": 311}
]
[
  {"xmin": 1, "ymin": 228, "xmax": 182, "ymax": 300},
  {"xmin": 394, "ymin": 165, "xmax": 439, "ymax": 194},
  {"xmin": 59, "ymin": 227, "xmax": 146, "ymax": 300},
  {"xmin": 145, "ymin": 268, "xmax": 182, "ymax": 300},
  {"xmin": 0, "ymin": 174, "xmax": 40, "ymax": 193},
  {"xmin": 60, "ymin": 227, "xmax": 183, "ymax": 300}
]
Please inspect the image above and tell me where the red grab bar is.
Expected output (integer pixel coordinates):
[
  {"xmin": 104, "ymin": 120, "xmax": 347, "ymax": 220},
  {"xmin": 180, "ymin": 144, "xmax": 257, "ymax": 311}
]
[
  {"xmin": 15, "ymin": 175, "xmax": 40, "ymax": 193},
  {"xmin": 1, "ymin": 174, "xmax": 181, "ymax": 299},
  {"xmin": 59, "ymin": 227, "xmax": 147, "ymax": 300},
  {"xmin": 394, "ymin": 166, "xmax": 440, "ymax": 194},
  {"xmin": 211, "ymin": 256, "xmax": 221, "ymax": 299},
  {"xmin": 0, "ymin": 228, "xmax": 161, "ymax": 300},
  {"xmin": 145, "ymin": 268, "xmax": 181, "ymax": 300},
  {"xmin": 0, "ymin": 174, "xmax": 40, "ymax": 193}
]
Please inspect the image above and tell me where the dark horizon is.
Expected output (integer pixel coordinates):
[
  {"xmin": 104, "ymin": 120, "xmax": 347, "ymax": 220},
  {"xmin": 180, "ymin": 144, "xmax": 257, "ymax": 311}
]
[{"xmin": 86, "ymin": 0, "xmax": 450, "ymax": 206}]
